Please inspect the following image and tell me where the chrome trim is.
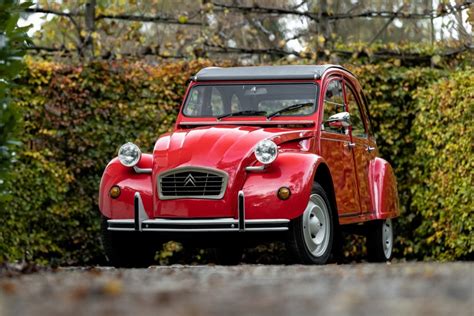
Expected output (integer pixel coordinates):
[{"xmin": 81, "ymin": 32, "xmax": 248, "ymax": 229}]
[
  {"xmin": 133, "ymin": 166, "xmax": 152, "ymax": 174},
  {"xmin": 144, "ymin": 228, "xmax": 240, "ymax": 232},
  {"xmin": 107, "ymin": 218, "xmax": 290, "ymax": 232},
  {"xmin": 142, "ymin": 227, "xmax": 288, "ymax": 232},
  {"xmin": 134, "ymin": 192, "xmax": 149, "ymax": 231},
  {"xmin": 108, "ymin": 219, "xmax": 134, "ymax": 223},
  {"xmin": 344, "ymin": 142, "xmax": 355, "ymax": 149},
  {"xmin": 245, "ymin": 166, "xmax": 266, "ymax": 172},
  {"xmin": 243, "ymin": 219, "xmax": 290, "ymax": 224},
  {"xmin": 245, "ymin": 227, "xmax": 289, "ymax": 232},
  {"xmin": 108, "ymin": 219, "xmax": 290, "ymax": 225},
  {"xmin": 157, "ymin": 166, "xmax": 229, "ymax": 200},
  {"xmin": 238, "ymin": 191, "xmax": 245, "ymax": 232},
  {"xmin": 366, "ymin": 146, "xmax": 375, "ymax": 153},
  {"xmin": 326, "ymin": 111, "xmax": 351, "ymax": 127},
  {"xmin": 107, "ymin": 227, "xmax": 136, "ymax": 232},
  {"xmin": 144, "ymin": 218, "xmax": 236, "ymax": 225}
]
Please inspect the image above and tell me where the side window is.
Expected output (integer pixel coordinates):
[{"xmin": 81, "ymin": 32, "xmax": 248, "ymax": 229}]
[
  {"xmin": 323, "ymin": 79, "xmax": 345, "ymax": 134},
  {"xmin": 210, "ymin": 87, "xmax": 225, "ymax": 116},
  {"xmin": 359, "ymin": 91, "xmax": 374, "ymax": 137},
  {"xmin": 183, "ymin": 86, "xmax": 225, "ymax": 116},
  {"xmin": 183, "ymin": 87, "xmax": 203, "ymax": 116},
  {"xmin": 345, "ymin": 84, "xmax": 366, "ymax": 138},
  {"xmin": 231, "ymin": 94, "xmax": 240, "ymax": 112}
]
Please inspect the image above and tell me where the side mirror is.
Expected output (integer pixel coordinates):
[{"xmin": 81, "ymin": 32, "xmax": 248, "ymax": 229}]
[{"xmin": 326, "ymin": 112, "xmax": 351, "ymax": 128}]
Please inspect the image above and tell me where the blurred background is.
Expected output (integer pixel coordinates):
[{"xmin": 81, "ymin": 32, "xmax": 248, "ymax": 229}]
[
  {"xmin": 19, "ymin": 0, "xmax": 473, "ymax": 62},
  {"xmin": 0, "ymin": 0, "xmax": 472, "ymax": 266}
]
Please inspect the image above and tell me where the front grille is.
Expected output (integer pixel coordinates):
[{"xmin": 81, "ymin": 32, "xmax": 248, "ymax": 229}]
[{"xmin": 158, "ymin": 167, "xmax": 228, "ymax": 199}]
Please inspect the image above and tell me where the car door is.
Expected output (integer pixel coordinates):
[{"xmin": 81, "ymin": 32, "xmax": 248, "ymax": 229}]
[
  {"xmin": 320, "ymin": 77, "xmax": 361, "ymax": 216},
  {"xmin": 344, "ymin": 81, "xmax": 373, "ymax": 215}
]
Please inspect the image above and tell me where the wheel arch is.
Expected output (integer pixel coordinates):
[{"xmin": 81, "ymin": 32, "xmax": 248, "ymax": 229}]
[
  {"xmin": 368, "ymin": 157, "xmax": 400, "ymax": 220},
  {"xmin": 313, "ymin": 163, "xmax": 339, "ymax": 226},
  {"xmin": 99, "ymin": 154, "xmax": 154, "ymax": 219}
]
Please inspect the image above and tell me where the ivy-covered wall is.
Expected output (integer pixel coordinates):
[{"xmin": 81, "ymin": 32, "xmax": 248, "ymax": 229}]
[{"xmin": 1, "ymin": 58, "xmax": 472, "ymax": 264}]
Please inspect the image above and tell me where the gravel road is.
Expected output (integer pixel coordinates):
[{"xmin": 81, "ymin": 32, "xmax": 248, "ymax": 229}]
[{"xmin": 1, "ymin": 262, "xmax": 472, "ymax": 316}]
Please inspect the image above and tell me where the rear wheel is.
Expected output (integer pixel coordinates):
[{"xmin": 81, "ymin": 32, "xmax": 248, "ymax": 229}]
[
  {"xmin": 366, "ymin": 218, "xmax": 394, "ymax": 262},
  {"xmin": 101, "ymin": 218, "xmax": 157, "ymax": 268},
  {"xmin": 287, "ymin": 183, "xmax": 334, "ymax": 264}
]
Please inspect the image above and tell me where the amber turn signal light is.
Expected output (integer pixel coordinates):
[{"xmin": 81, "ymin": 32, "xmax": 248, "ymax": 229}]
[
  {"xmin": 277, "ymin": 187, "xmax": 291, "ymax": 200},
  {"xmin": 110, "ymin": 186, "xmax": 121, "ymax": 199}
]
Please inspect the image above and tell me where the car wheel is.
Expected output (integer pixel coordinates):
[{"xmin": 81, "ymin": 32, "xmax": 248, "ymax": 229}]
[
  {"xmin": 366, "ymin": 218, "xmax": 394, "ymax": 262},
  {"xmin": 100, "ymin": 217, "xmax": 157, "ymax": 268},
  {"xmin": 213, "ymin": 246, "xmax": 243, "ymax": 265},
  {"xmin": 288, "ymin": 182, "xmax": 334, "ymax": 264}
]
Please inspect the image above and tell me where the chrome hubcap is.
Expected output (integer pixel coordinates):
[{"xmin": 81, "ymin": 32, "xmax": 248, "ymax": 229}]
[
  {"xmin": 303, "ymin": 194, "xmax": 330, "ymax": 257},
  {"xmin": 382, "ymin": 219, "xmax": 393, "ymax": 259}
]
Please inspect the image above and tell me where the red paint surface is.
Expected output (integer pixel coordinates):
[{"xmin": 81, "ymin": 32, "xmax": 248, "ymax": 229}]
[{"xmin": 99, "ymin": 69, "xmax": 400, "ymax": 224}]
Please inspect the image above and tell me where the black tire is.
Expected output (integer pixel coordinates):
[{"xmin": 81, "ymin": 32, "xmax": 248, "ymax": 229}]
[
  {"xmin": 100, "ymin": 217, "xmax": 157, "ymax": 268},
  {"xmin": 366, "ymin": 218, "xmax": 394, "ymax": 262},
  {"xmin": 213, "ymin": 246, "xmax": 244, "ymax": 265},
  {"xmin": 287, "ymin": 182, "xmax": 335, "ymax": 265}
]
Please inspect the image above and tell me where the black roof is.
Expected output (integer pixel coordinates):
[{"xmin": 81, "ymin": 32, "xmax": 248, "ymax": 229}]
[{"xmin": 192, "ymin": 64, "xmax": 352, "ymax": 81}]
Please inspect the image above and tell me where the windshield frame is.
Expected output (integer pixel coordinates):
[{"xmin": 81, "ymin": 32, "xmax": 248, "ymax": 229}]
[{"xmin": 181, "ymin": 82, "xmax": 320, "ymax": 119}]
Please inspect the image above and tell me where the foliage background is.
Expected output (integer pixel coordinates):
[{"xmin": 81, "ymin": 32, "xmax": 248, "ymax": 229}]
[
  {"xmin": 0, "ymin": 0, "xmax": 31, "ymax": 260},
  {"xmin": 0, "ymin": 54, "xmax": 471, "ymax": 264}
]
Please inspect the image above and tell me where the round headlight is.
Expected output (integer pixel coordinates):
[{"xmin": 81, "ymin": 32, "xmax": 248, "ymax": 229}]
[
  {"xmin": 118, "ymin": 142, "xmax": 141, "ymax": 167},
  {"xmin": 254, "ymin": 140, "xmax": 278, "ymax": 164}
]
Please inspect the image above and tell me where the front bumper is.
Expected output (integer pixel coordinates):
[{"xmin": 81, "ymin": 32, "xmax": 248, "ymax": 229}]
[
  {"xmin": 107, "ymin": 191, "xmax": 290, "ymax": 233},
  {"xmin": 108, "ymin": 218, "xmax": 289, "ymax": 232}
]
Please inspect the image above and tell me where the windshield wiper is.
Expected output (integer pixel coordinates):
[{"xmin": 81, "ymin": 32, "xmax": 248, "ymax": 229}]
[
  {"xmin": 266, "ymin": 102, "xmax": 314, "ymax": 120},
  {"xmin": 217, "ymin": 110, "xmax": 267, "ymax": 120}
]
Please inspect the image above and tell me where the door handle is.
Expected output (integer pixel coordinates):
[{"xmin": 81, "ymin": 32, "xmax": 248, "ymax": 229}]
[
  {"xmin": 366, "ymin": 146, "xmax": 375, "ymax": 153},
  {"xmin": 345, "ymin": 142, "xmax": 355, "ymax": 149}
]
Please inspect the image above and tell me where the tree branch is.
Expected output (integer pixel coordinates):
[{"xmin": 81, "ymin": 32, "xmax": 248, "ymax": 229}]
[
  {"xmin": 204, "ymin": 42, "xmax": 473, "ymax": 63},
  {"xmin": 368, "ymin": 4, "xmax": 405, "ymax": 46},
  {"xmin": 25, "ymin": 44, "xmax": 187, "ymax": 59},
  {"xmin": 95, "ymin": 13, "xmax": 201, "ymax": 25},
  {"xmin": 24, "ymin": 7, "xmax": 83, "ymax": 40},
  {"xmin": 210, "ymin": 0, "xmax": 472, "ymax": 21},
  {"xmin": 23, "ymin": 7, "xmax": 202, "ymax": 26},
  {"xmin": 204, "ymin": 42, "xmax": 300, "ymax": 57},
  {"xmin": 23, "ymin": 7, "xmax": 75, "ymax": 18}
]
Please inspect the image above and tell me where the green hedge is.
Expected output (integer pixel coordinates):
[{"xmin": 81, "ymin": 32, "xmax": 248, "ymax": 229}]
[
  {"xmin": 352, "ymin": 65, "xmax": 473, "ymax": 260},
  {"xmin": 0, "ymin": 58, "xmax": 472, "ymax": 264},
  {"xmin": 0, "ymin": 0, "xmax": 31, "ymax": 260},
  {"xmin": 410, "ymin": 69, "xmax": 473, "ymax": 260}
]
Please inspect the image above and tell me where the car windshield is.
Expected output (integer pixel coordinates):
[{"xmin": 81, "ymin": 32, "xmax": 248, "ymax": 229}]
[{"xmin": 182, "ymin": 83, "xmax": 318, "ymax": 118}]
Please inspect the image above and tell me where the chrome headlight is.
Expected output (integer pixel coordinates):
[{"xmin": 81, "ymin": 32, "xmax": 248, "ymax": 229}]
[
  {"xmin": 254, "ymin": 140, "xmax": 278, "ymax": 164},
  {"xmin": 118, "ymin": 142, "xmax": 141, "ymax": 167}
]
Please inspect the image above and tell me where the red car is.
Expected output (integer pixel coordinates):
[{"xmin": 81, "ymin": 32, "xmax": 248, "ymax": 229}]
[{"xmin": 99, "ymin": 65, "xmax": 399, "ymax": 266}]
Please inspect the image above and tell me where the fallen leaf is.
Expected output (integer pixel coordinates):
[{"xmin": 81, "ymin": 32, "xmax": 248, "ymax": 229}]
[{"xmin": 101, "ymin": 279, "xmax": 123, "ymax": 296}]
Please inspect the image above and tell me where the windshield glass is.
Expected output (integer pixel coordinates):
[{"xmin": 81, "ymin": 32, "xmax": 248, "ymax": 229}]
[{"xmin": 183, "ymin": 83, "xmax": 318, "ymax": 118}]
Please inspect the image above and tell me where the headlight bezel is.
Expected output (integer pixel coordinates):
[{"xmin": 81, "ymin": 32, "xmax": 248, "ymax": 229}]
[
  {"xmin": 254, "ymin": 139, "xmax": 278, "ymax": 165},
  {"xmin": 118, "ymin": 142, "xmax": 142, "ymax": 167}
]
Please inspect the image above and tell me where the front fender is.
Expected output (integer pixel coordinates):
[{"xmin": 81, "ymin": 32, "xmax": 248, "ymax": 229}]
[
  {"xmin": 243, "ymin": 152, "xmax": 325, "ymax": 220},
  {"xmin": 99, "ymin": 154, "xmax": 153, "ymax": 219},
  {"xmin": 369, "ymin": 157, "xmax": 400, "ymax": 220}
]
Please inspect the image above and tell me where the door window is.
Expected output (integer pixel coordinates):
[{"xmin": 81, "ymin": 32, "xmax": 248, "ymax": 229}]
[
  {"xmin": 323, "ymin": 79, "xmax": 346, "ymax": 134},
  {"xmin": 359, "ymin": 91, "xmax": 374, "ymax": 137},
  {"xmin": 345, "ymin": 84, "xmax": 367, "ymax": 138}
]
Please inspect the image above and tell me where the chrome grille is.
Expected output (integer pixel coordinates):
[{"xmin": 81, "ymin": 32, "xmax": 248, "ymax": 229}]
[{"xmin": 158, "ymin": 167, "xmax": 228, "ymax": 200}]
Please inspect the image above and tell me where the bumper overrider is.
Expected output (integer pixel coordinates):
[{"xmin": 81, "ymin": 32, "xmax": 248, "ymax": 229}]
[{"xmin": 107, "ymin": 192, "xmax": 290, "ymax": 232}]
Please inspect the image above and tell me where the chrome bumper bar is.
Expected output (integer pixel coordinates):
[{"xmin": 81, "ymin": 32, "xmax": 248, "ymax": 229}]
[
  {"xmin": 107, "ymin": 218, "xmax": 289, "ymax": 232},
  {"xmin": 107, "ymin": 191, "xmax": 289, "ymax": 232}
]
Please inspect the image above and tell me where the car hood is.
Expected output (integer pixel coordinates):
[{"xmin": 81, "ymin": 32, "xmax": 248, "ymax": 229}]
[
  {"xmin": 151, "ymin": 125, "xmax": 314, "ymax": 217},
  {"xmin": 152, "ymin": 125, "xmax": 313, "ymax": 175}
]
